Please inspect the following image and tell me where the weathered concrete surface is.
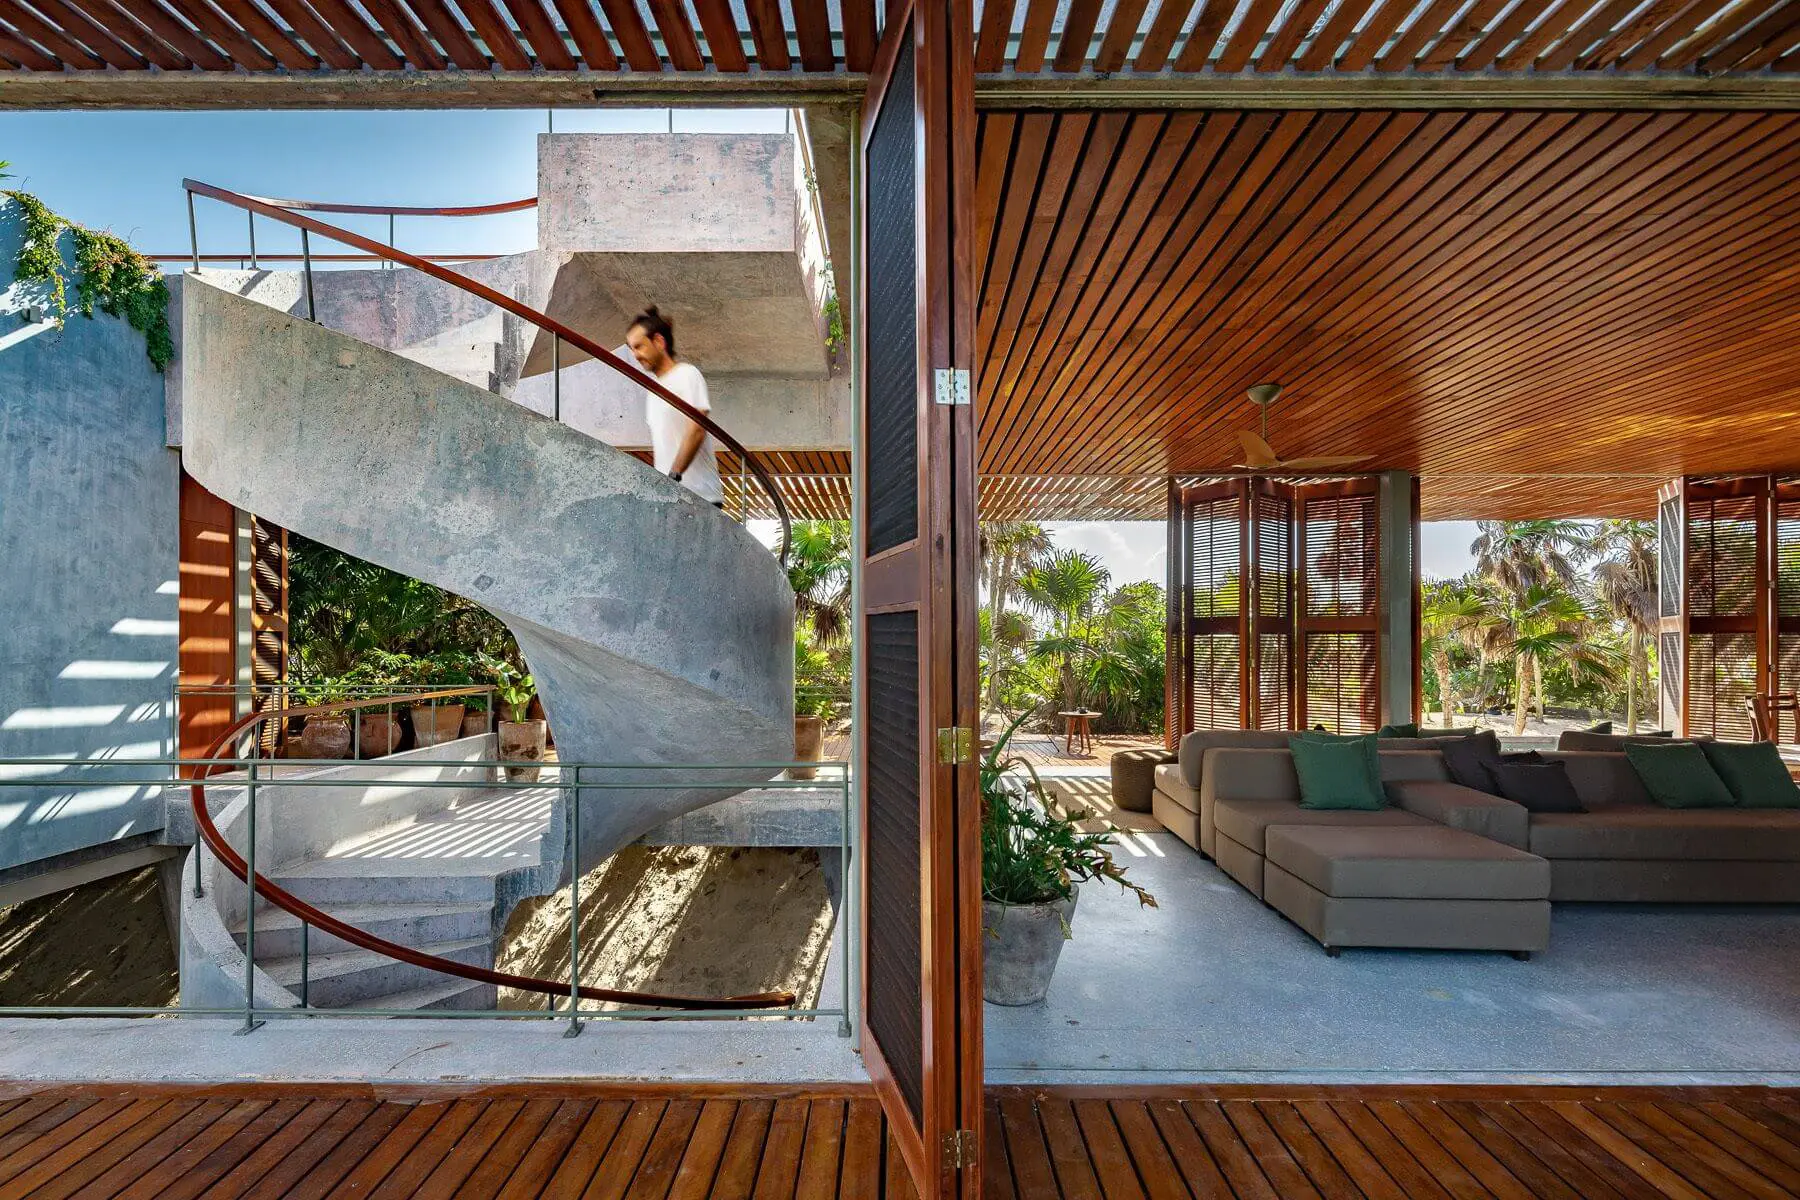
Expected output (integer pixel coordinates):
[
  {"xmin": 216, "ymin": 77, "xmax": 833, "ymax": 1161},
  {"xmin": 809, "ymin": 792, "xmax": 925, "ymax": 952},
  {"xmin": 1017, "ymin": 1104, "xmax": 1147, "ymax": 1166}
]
[
  {"xmin": 525, "ymin": 133, "xmax": 830, "ymax": 378},
  {"xmin": 180, "ymin": 276, "xmax": 793, "ymax": 868},
  {"xmin": 0, "ymin": 198, "xmax": 178, "ymax": 871},
  {"xmin": 512, "ymin": 355, "xmax": 850, "ymax": 450}
]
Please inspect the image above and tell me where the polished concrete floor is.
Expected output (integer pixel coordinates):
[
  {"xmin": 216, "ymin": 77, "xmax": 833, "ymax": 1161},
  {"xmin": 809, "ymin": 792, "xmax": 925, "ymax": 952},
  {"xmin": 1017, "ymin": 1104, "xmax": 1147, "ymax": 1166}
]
[{"xmin": 984, "ymin": 830, "xmax": 1800, "ymax": 1085}]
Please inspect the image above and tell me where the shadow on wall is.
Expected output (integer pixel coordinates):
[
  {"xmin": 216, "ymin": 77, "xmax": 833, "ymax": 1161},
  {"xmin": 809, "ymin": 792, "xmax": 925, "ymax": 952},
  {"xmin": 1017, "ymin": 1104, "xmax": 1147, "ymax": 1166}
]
[{"xmin": 0, "ymin": 198, "xmax": 179, "ymax": 871}]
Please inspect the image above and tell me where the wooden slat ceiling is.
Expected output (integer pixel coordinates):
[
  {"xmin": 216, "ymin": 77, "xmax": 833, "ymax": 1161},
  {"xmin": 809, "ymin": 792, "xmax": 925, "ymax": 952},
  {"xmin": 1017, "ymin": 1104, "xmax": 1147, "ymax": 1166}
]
[
  {"xmin": 976, "ymin": 107, "xmax": 1800, "ymax": 521},
  {"xmin": 4, "ymin": 0, "xmax": 1800, "ymax": 77}
]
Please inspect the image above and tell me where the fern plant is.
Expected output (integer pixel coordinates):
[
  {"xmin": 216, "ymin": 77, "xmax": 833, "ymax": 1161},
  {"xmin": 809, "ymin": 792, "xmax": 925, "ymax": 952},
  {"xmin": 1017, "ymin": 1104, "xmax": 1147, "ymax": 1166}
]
[{"xmin": 981, "ymin": 711, "xmax": 1156, "ymax": 910}]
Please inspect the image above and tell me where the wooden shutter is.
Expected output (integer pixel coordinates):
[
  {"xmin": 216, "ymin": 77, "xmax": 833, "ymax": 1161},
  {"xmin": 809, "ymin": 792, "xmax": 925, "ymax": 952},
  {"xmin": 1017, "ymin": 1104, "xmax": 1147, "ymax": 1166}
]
[
  {"xmin": 857, "ymin": 1, "xmax": 981, "ymax": 1193},
  {"xmin": 1657, "ymin": 480, "xmax": 1686, "ymax": 731},
  {"xmin": 1181, "ymin": 481, "xmax": 1246, "ymax": 731},
  {"xmin": 1771, "ymin": 480, "xmax": 1800, "ymax": 742},
  {"xmin": 1295, "ymin": 481, "xmax": 1380, "ymax": 733},
  {"xmin": 1684, "ymin": 477, "xmax": 1767, "ymax": 742},
  {"xmin": 248, "ymin": 516, "xmax": 289, "ymax": 754},
  {"xmin": 1249, "ymin": 480, "xmax": 1294, "ymax": 730}
]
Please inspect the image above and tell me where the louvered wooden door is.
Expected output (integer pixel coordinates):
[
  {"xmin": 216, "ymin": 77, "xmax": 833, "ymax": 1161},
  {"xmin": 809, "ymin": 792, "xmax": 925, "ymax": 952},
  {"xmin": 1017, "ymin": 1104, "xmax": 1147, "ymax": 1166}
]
[
  {"xmin": 1179, "ymin": 480, "xmax": 1248, "ymax": 731},
  {"xmin": 1682, "ymin": 477, "xmax": 1768, "ymax": 741},
  {"xmin": 1295, "ymin": 480, "xmax": 1382, "ymax": 734},
  {"xmin": 857, "ymin": 1, "xmax": 981, "ymax": 1195}
]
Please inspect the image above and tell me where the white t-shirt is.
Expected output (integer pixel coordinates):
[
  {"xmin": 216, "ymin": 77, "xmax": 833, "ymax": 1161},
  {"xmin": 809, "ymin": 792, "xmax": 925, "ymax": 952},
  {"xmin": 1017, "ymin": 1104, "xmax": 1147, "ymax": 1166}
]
[{"xmin": 644, "ymin": 361, "xmax": 723, "ymax": 504}]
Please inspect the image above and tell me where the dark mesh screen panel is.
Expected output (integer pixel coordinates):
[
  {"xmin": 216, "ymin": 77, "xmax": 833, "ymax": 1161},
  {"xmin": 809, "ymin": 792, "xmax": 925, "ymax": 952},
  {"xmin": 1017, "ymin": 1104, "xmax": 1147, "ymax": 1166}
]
[
  {"xmin": 866, "ymin": 610, "xmax": 922, "ymax": 1122},
  {"xmin": 865, "ymin": 32, "xmax": 918, "ymax": 557}
]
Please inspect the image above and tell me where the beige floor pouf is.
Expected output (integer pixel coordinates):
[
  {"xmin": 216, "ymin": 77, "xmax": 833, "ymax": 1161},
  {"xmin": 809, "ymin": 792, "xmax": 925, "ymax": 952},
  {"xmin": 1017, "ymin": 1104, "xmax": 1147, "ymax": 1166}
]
[{"xmin": 1110, "ymin": 748, "xmax": 1174, "ymax": 813}]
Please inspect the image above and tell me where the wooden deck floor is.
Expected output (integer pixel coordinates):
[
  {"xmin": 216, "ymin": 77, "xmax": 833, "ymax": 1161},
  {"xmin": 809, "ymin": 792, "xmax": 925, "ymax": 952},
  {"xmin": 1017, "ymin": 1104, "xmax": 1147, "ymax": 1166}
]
[{"xmin": 0, "ymin": 1082, "xmax": 1796, "ymax": 1197}]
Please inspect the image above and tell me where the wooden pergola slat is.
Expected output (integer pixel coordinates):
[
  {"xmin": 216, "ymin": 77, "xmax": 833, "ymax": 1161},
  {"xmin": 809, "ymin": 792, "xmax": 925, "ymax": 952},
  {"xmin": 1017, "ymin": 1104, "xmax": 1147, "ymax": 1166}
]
[
  {"xmin": 1012, "ymin": 0, "xmax": 1059, "ymax": 72},
  {"xmin": 789, "ymin": 0, "xmax": 832, "ymax": 70},
  {"xmin": 401, "ymin": 0, "xmax": 488, "ymax": 69},
  {"xmin": 457, "ymin": 0, "xmax": 532, "ymax": 70},
  {"xmin": 209, "ymin": 0, "xmax": 318, "ymax": 68},
  {"xmin": 550, "ymin": 0, "xmax": 620, "ymax": 70},
  {"xmin": 838, "ymin": 0, "xmax": 875, "ymax": 70},
  {"xmin": 1093, "ymin": 0, "xmax": 1150, "ymax": 72},
  {"xmin": 0, "ymin": 0, "xmax": 106, "ymax": 65},
  {"xmin": 1132, "ymin": 0, "xmax": 1195, "ymax": 70},
  {"xmin": 26, "ymin": 0, "xmax": 145, "ymax": 67},
  {"xmin": 973, "ymin": 0, "xmax": 1014, "ymax": 70},
  {"xmin": 300, "ymin": 0, "xmax": 404, "ymax": 67},
  {"xmin": 1171, "ymin": 0, "xmax": 1237, "ymax": 71},
  {"xmin": 1051, "ymin": 0, "xmax": 1105, "ymax": 71},
  {"xmin": 1257, "ymin": 0, "xmax": 1331, "ymax": 70},
  {"xmin": 1375, "ymin": 0, "xmax": 1468, "ymax": 71},
  {"xmin": 1699, "ymin": 2, "xmax": 1800, "ymax": 70},
  {"xmin": 740, "ymin": 0, "xmax": 788, "ymax": 70},
  {"xmin": 502, "ymin": 0, "xmax": 579, "ymax": 69},
  {"xmin": 353, "ymin": 0, "xmax": 441, "ymax": 67},
  {"xmin": 258, "ymin": 0, "xmax": 358, "ymax": 68},
  {"xmin": 1294, "ymin": 0, "xmax": 1378, "ymax": 72}
]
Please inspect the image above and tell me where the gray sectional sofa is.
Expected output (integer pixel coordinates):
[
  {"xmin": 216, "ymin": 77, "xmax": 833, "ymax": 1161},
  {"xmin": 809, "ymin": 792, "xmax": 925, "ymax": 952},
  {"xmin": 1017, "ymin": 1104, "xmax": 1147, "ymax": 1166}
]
[{"xmin": 1150, "ymin": 728, "xmax": 1800, "ymax": 954}]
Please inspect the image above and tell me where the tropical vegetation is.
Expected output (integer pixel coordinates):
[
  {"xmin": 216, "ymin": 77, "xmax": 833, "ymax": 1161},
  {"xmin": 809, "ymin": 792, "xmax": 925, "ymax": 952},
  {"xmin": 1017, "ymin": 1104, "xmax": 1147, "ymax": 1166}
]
[
  {"xmin": 1424, "ymin": 519, "xmax": 1660, "ymax": 733},
  {"xmin": 980, "ymin": 525, "xmax": 1166, "ymax": 735}
]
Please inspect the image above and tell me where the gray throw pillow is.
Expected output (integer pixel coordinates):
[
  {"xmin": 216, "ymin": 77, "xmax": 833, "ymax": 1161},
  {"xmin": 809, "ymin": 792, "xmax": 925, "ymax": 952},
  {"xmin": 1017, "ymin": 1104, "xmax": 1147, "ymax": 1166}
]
[{"xmin": 1438, "ymin": 730, "xmax": 1502, "ymax": 793}]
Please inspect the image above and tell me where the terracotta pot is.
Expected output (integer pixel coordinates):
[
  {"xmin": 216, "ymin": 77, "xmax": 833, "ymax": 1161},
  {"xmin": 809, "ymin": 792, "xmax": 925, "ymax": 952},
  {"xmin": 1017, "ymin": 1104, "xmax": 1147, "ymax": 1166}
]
[
  {"xmin": 461, "ymin": 711, "xmax": 490, "ymax": 738},
  {"xmin": 296, "ymin": 716, "xmax": 352, "ymax": 760},
  {"xmin": 410, "ymin": 703, "xmax": 466, "ymax": 748},
  {"xmin": 357, "ymin": 712, "xmax": 402, "ymax": 758},
  {"xmin": 792, "ymin": 715, "xmax": 824, "ymax": 780},
  {"xmin": 498, "ymin": 719, "xmax": 548, "ymax": 782},
  {"xmin": 982, "ymin": 887, "xmax": 1078, "ymax": 1006}
]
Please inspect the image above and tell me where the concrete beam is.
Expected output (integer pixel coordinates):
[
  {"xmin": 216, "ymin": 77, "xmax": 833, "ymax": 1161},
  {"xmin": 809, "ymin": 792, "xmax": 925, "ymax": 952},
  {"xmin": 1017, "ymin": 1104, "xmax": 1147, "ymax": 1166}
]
[{"xmin": 1378, "ymin": 471, "xmax": 1418, "ymax": 727}]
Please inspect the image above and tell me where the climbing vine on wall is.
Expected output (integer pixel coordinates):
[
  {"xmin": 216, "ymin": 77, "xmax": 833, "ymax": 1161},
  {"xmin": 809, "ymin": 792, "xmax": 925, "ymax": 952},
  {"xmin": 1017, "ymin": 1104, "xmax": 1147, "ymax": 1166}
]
[{"xmin": 4, "ymin": 190, "xmax": 173, "ymax": 372}]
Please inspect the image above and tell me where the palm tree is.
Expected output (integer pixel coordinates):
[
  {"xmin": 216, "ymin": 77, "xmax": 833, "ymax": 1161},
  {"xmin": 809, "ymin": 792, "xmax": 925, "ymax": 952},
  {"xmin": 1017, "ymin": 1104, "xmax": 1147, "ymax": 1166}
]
[
  {"xmin": 1421, "ymin": 578, "xmax": 1491, "ymax": 728},
  {"xmin": 980, "ymin": 521, "xmax": 1053, "ymax": 711},
  {"xmin": 1481, "ymin": 583, "xmax": 1620, "ymax": 734},
  {"xmin": 1589, "ymin": 519, "xmax": 1659, "ymax": 732},
  {"xmin": 1472, "ymin": 519, "xmax": 1590, "ymax": 718},
  {"xmin": 785, "ymin": 520, "xmax": 851, "ymax": 648},
  {"xmin": 1019, "ymin": 550, "xmax": 1111, "ymax": 714},
  {"xmin": 980, "ymin": 606, "xmax": 1035, "ymax": 720}
]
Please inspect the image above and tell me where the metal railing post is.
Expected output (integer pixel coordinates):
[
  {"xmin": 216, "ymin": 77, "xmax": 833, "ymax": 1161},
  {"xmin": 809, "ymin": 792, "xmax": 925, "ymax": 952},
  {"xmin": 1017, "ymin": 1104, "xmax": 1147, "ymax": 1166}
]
[
  {"xmin": 564, "ymin": 764, "xmax": 582, "ymax": 1038},
  {"xmin": 387, "ymin": 213, "xmax": 395, "ymax": 270},
  {"xmin": 301, "ymin": 228, "xmax": 317, "ymax": 323},
  {"xmin": 552, "ymin": 335, "xmax": 561, "ymax": 422},
  {"xmin": 299, "ymin": 921, "xmax": 309, "ymax": 1009},
  {"xmin": 187, "ymin": 190, "xmax": 199, "ymax": 271},
  {"xmin": 239, "ymin": 757, "xmax": 263, "ymax": 1035},
  {"xmin": 352, "ymin": 706, "xmax": 361, "ymax": 761},
  {"xmin": 247, "ymin": 212, "xmax": 257, "ymax": 269}
]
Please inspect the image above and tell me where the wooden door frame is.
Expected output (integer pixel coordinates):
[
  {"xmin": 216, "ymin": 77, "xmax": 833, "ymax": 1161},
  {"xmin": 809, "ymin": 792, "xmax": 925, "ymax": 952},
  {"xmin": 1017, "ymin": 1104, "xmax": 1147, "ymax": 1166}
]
[{"xmin": 855, "ymin": 0, "xmax": 981, "ymax": 1193}]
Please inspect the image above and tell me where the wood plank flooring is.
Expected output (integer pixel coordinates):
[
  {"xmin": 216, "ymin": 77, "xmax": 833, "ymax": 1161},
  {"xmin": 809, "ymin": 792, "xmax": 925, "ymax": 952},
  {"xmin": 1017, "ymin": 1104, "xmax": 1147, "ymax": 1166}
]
[
  {"xmin": 0, "ymin": 1082, "xmax": 1796, "ymax": 1196},
  {"xmin": 990, "ymin": 1086, "xmax": 1800, "ymax": 1199}
]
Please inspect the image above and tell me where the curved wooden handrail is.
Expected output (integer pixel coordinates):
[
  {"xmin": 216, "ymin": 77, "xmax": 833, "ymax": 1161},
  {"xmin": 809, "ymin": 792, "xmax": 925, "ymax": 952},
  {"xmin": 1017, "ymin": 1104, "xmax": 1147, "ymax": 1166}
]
[
  {"xmin": 183, "ymin": 178, "xmax": 792, "ymax": 564},
  {"xmin": 190, "ymin": 694, "xmax": 796, "ymax": 1011},
  {"xmin": 226, "ymin": 192, "xmax": 538, "ymax": 217}
]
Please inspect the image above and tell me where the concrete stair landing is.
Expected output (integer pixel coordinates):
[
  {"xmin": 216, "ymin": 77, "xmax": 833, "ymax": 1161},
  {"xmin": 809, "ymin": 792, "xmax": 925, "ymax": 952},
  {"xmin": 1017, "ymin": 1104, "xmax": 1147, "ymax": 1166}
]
[{"xmin": 230, "ymin": 785, "xmax": 555, "ymax": 1011}]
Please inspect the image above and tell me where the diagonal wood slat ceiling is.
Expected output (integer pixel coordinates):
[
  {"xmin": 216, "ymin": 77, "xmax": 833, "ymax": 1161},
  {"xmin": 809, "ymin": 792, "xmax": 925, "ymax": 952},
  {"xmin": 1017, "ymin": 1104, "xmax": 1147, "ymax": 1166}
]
[
  {"xmin": 975, "ymin": 107, "xmax": 1800, "ymax": 520},
  {"xmin": 4, "ymin": 0, "xmax": 1800, "ymax": 77}
]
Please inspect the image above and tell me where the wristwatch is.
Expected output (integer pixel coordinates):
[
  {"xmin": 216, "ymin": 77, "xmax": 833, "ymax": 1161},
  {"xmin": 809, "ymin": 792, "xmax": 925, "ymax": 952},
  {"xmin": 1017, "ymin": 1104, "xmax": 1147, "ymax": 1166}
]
[{"xmin": 668, "ymin": 469, "xmax": 683, "ymax": 483}]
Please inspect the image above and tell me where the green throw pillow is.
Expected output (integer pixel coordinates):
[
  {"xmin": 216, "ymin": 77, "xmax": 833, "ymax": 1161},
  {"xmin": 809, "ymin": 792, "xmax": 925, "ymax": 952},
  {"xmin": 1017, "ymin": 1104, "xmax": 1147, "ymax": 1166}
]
[
  {"xmin": 1378, "ymin": 722, "xmax": 1421, "ymax": 739},
  {"xmin": 1299, "ymin": 730, "xmax": 1382, "ymax": 784},
  {"xmin": 1289, "ymin": 735, "xmax": 1385, "ymax": 810},
  {"xmin": 1700, "ymin": 740, "xmax": 1800, "ymax": 808},
  {"xmin": 1623, "ymin": 741, "xmax": 1737, "ymax": 809}
]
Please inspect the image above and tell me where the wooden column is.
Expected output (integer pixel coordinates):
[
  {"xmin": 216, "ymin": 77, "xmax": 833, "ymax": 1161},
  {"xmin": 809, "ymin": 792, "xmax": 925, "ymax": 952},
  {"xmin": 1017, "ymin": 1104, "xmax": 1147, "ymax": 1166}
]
[{"xmin": 177, "ymin": 468, "xmax": 236, "ymax": 769}]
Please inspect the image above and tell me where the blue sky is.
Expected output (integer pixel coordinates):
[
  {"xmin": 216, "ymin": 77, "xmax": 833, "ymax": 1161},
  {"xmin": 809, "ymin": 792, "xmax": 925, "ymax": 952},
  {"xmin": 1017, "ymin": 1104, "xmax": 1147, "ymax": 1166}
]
[{"xmin": 4, "ymin": 106, "xmax": 1482, "ymax": 586}]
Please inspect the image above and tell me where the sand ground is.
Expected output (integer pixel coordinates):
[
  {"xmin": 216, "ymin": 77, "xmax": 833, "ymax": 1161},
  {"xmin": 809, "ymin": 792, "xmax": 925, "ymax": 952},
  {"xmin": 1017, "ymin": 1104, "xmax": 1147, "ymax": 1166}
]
[
  {"xmin": 0, "ymin": 866, "xmax": 178, "ymax": 1008},
  {"xmin": 494, "ymin": 845, "xmax": 835, "ymax": 1016}
]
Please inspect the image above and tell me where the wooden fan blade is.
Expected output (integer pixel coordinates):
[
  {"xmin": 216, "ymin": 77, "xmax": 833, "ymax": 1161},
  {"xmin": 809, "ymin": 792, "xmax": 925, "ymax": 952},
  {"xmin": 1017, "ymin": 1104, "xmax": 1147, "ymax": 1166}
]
[
  {"xmin": 1276, "ymin": 454, "xmax": 1374, "ymax": 470},
  {"xmin": 1237, "ymin": 431, "xmax": 1280, "ymax": 469}
]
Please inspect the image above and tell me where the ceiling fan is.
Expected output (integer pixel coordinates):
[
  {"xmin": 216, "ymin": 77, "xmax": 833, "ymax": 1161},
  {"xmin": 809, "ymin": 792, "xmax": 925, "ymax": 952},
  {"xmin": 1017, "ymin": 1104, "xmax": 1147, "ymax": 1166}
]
[{"xmin": 1233, "ymin": 383, "xmax": 1372, "ymax": 472}]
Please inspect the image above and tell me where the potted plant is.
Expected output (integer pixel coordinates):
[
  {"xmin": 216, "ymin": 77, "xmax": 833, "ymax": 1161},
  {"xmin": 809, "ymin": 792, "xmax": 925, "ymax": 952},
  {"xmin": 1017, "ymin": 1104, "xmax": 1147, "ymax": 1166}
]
[
  {"xmin": 341, "ymin": 652, "xmax": 411, "ymax": 757},
  {"xmin": 792, "ymin": 690, "xmax": 835, "ymax": 781},
  {"xmin": 493, "ymin": 663, "xmax": 546, "ymax": 782},
  {"xmin": 409, "ymin": 651, "xmax": 470, "ymax": 748},
  {"xmin": 981, "ymin": 712, "xmax": 1155, "ymax": 1005},
  {"xmin": 294, "ymin": 678, "xmax": 352, "ymax": 760}
]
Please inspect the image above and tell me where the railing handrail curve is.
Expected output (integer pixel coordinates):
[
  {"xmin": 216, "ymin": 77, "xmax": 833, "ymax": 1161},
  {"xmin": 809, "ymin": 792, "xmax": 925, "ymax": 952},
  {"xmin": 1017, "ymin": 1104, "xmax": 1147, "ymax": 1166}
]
[
  {"xmin": 182, "ymin": 178, "xmax": 792, "ymax": 563},
  {"xmin": 220, "ymin": 190, "xmax": 538, "ymax": 218},
  {"xmin": 188, "ymin": 694, "xmax": 797, "ymax": 1011}
]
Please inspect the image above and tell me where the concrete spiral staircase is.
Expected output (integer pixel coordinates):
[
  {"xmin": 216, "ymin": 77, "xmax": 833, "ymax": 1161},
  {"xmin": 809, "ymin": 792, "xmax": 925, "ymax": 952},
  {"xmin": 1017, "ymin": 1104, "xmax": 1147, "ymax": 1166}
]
[{"xmin": 178, "ymin": 271, "xmax": 794, "ymax": 1011}]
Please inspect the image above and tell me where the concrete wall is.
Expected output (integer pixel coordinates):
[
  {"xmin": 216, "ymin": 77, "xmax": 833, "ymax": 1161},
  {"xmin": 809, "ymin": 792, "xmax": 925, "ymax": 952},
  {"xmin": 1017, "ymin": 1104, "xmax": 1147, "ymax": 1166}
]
[{"xmin": 0, "ymin": 198, "xmax": 179, "ymax": 872}]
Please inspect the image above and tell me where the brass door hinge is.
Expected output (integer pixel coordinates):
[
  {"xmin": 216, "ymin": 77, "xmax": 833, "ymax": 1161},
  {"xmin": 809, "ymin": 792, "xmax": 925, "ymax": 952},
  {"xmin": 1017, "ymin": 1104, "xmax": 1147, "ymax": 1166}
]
[
  {"xmin": 943, "ymin": 1128, "xmax": 977, "ymax": 1170},
  {"xmin": 936, "ymin": 726, "xmax": 973, "ymax": 765}
]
